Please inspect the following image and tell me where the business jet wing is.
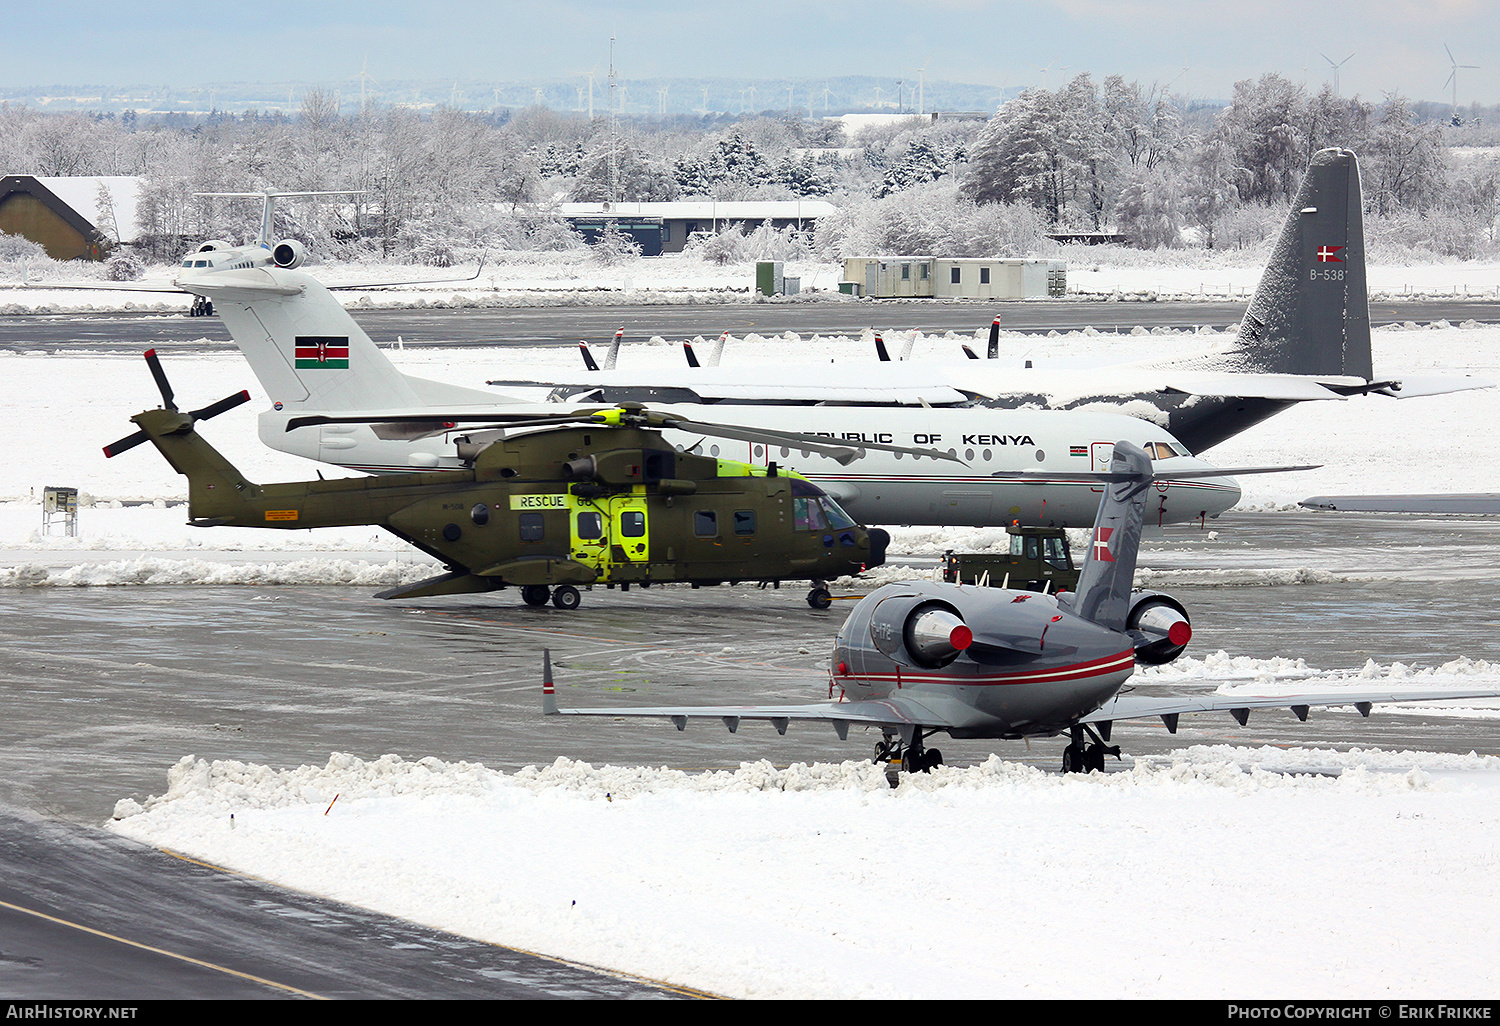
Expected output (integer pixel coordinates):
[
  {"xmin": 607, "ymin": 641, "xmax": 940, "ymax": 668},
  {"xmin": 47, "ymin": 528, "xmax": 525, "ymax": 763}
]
[
  {"xmin": 23, "ymin": 280, "xmax": 190, "ymax": 293},
  {"xmin": 1080, "ymin": 685, "xmax": 1500, "ymax": 731},
  {"xmin": 318, "ymin": 261, "xmax": 486, "ymax": 291},
  {"xmin": 542, "ymin": 659, "xmax": 989, "ymax": 737}
]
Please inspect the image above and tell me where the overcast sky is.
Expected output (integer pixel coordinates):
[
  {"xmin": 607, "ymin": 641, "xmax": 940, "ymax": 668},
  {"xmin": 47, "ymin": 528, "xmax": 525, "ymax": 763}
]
[{"xmin": 4, "ymin": 0, "xmax": 1496, "ymax": 108}]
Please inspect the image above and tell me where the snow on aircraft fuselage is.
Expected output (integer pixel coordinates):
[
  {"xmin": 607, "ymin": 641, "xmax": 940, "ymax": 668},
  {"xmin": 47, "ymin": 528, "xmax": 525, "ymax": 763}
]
[
  {"xmin": 164, "ymin": 264, "xmax": 1242, "ymax": 529},
  {"xmin": 493, "ymin": 149, "xmax": 1486, "ymax": 455}
]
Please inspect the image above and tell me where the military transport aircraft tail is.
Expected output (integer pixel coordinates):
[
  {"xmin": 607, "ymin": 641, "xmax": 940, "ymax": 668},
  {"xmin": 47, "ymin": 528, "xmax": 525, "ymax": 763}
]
[{"xmin": 1231, "ymin": 147, "xmax": 1372, "ymax": 380}]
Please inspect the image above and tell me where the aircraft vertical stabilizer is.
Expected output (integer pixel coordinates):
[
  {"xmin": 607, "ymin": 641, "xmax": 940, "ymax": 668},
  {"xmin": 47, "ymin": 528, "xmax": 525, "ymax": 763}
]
[
  {"xmin": 180, "ymin": 270, "xmax": 502, "ymax": 411},
  {"xmin": 1233, "ymin": 148, "xmax": 1372, "ymax": 380},
  {"xmin": 1068, "ymin": 441, "xmax": 1152, "ymax": 631}
]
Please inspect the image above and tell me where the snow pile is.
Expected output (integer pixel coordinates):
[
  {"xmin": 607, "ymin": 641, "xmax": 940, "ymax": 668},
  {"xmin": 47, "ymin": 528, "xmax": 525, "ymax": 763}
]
[
  {"xmin": 109, "ymin": 748, "xmax": 1500, "ymax": 999},
  {"xmin": 0, "ymin": 556, "xmax": 434, "ymax": 589}
]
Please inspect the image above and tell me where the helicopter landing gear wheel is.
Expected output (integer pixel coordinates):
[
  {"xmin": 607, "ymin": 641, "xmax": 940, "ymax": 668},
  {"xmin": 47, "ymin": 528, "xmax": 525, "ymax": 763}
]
[
  {"xmin": 807, "ymin": 586, "xmax": 832, "ymax": 609},
  {"xmin": 551, "ymin": 585, "xmax": 581, "ymax": 610},
  {"xmin": 520, "ymin": 585, "xmax": 550, "ymax": 607}
]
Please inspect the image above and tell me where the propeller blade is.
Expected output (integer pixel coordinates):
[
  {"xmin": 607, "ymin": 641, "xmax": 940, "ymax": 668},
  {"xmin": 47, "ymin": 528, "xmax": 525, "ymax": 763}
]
[
  {"xmin": 103, "ymin": 430, "xmax": 149, "ymax": 458},
  {"xmin": 962, "ymin": 345, "xmax": 979, "ymax": 360},
  {"xmin": 144, "ymin": 349, "xmax": 176, "ymax": 410},
  {"xmin": 579, "ymin": 342, "xmax": 599, "ymax": 372},
  {"xmin": 987, "ymin": 316, "xmax": 1000, "ymax": 359},
  {"xmin": 874, "ymin": 334, "xmax": 890, "ymax": 362},
  {"xmin": 603, "ymin": 327, "xmax": 623, "ymax": 371},
  {"xmin": 189, "ymin": 390, "xmax": 252, "ymax": 422},
  {"xmin": 683, "ymin": 341, "xmax": 700, "ymax": 368}
]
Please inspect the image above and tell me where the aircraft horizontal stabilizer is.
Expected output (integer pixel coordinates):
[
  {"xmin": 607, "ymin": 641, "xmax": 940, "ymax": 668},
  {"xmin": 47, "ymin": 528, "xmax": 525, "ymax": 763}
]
[
  {"xmin": 1368, "ymin": 373, "xmax": 1495, "ymax": 399},
  {"xmin": 1160, "ymin": 374, "xmax": 1354, "ymax": 401}
]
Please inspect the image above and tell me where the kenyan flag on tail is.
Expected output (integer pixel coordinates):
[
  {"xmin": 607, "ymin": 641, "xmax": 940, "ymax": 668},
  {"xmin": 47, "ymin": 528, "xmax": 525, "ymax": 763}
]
[{"xmin": 294, "ymin": 335, "xmax": 350, "ymax": 369}]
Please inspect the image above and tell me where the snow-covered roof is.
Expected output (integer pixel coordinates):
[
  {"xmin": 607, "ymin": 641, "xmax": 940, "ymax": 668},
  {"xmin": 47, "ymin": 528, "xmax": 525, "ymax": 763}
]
[
  {"xmin": 32, "ymin": 175, "xmax": 144, "ymax": 243},
  {"xmin": 558, "ymin": 200, "xmax": 837, "ymax": 220}
]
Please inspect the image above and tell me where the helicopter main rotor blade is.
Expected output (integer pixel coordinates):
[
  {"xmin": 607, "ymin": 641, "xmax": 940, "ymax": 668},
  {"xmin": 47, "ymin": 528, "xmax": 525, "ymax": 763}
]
[
  {"xmin": 188, "ymin": 390, "xmax": 253, "ymax": 422},
  {"xmin": 644, "ymin": 412, "xmax": 964, "ymax": 466},
  {"xmin": 287, "ymin": 405, "xmax": 964, "ymax": 466},
  {"xmin": 103, "ymin": 430, "xmax": 150, "ymax": 458},
  {"xmin": 144, "ymin": 349, "xmax": 176, "ymax": 410}
]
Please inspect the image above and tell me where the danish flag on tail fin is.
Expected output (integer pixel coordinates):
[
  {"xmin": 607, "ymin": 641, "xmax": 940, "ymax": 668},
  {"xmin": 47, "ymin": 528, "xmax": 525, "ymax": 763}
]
[
  {"xmin": 1091, "ymin": 527, "xmax": 1116, "ymax": 562},
  {"xmin": 1317, "ymin": 246, "xmax": 1344, "ymax": 263}
]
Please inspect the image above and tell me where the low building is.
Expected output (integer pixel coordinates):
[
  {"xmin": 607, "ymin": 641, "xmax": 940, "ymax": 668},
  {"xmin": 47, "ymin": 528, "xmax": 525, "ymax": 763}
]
[
  {"xmin": 559, "ymin": 200, "xmax": 837, "ymax": 255},
  {"xmin": 0, "ymin": 175, "xmax": 143, "ymax": 261},
  {"xmin": 843, "ymin": 256, "xmax": 1066, "ymax": 299}
]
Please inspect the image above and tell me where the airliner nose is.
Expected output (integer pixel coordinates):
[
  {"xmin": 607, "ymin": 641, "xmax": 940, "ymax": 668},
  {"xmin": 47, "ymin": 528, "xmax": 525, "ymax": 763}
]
[{"xmin": 1159, "ymin": 456, "xmax": 1241, "ymax": 520}]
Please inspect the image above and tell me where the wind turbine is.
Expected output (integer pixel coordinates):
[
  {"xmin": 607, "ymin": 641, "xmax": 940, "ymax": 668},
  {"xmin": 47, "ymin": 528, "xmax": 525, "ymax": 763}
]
[
  {"xmin": 1444, "ymin": 44, "xmax": 1479, "ymax": 114},
  {"xmin": 1320, "ymin": 52, "xmax": 1354, "ymax": 96},
  {"xmin": 352, "ymin": 55, "xmax": 378, "ymax": 112},
  {"xmin": 904, "ymin": 57, "xmax": 931, "ymax": 114}
]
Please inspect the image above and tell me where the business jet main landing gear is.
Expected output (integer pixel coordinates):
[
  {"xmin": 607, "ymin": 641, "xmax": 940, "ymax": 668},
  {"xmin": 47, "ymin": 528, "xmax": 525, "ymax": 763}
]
[
  {"xmin": 1060, "ymin": 724, "xmax": 1121, "ymax": 774},
  {"xmin": 874, "ymin": 730, "xmax": 944, "ymax": 786}
]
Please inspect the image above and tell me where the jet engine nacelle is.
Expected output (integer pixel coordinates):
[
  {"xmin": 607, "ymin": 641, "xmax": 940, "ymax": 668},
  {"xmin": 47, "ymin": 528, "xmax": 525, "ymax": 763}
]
[
  {"xmin": 272, "ymin": 239, "xmax": 307, "ymax": 268},
  {"xmin": 1125, "ymin": 591, "xmax": 1191, "ymax": 665},
  {"xmin": 866, "ymin": 593, "xmax": 973, "ymax": 669}
]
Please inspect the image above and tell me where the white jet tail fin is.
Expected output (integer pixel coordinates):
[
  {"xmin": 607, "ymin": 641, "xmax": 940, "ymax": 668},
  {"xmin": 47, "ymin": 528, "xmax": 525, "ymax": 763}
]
[{"xmin": 180, "ymin": 269, "xmax": 508, "ymax": 412}]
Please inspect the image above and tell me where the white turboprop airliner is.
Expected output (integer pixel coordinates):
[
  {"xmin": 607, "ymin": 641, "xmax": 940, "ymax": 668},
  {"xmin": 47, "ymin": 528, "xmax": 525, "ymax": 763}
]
[
  {"xmin": 148, "ymin": 261, "xmax": 1241, "ymax": 528},
  {"xmin": 72, "ymin": 192, "xmax": 1265, "ymax": 528}
]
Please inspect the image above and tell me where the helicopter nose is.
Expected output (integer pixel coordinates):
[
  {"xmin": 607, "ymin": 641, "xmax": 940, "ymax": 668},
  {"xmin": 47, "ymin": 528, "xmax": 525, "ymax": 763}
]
[{"xmin": 866, "ymin": 528, "xmax": 890, "ymax": 568}]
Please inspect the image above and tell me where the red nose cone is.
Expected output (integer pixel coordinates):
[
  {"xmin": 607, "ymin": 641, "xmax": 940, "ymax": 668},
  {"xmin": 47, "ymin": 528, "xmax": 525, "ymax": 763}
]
[
  {"xmin": 1168, "ymin": 621, "xmax": 1192, "ymax": 647},
  {"xmin": 949, "ymin": 625, "xmax": 973, "ymax": 650}
]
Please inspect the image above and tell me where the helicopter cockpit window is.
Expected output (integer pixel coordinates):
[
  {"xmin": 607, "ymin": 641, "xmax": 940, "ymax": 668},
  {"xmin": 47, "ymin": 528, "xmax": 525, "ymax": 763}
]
[
  {"xmin": 519, "ymin": 512, "xmax": 544, "ymax": 541},
  {"xmin": 733, "ymin": 510, "xmax": 756, "ymax": 535},
  {"xmin": 794, "ymin": 497, "xmax": 827, "ymax": 532},
  {"xmin": 577, "ymin": 511, "xmax": 604, "ymax": 540},
  {"xmin": 820, "ymin": 498, "xmax": 856, "ymax": 530},
  {"xmin": 620, "ymin": 510, "xmax": 645, "ymax": 537},
  {"xmin": 694, "ymin": 510, "xmax": 718, "ymax": 537}
]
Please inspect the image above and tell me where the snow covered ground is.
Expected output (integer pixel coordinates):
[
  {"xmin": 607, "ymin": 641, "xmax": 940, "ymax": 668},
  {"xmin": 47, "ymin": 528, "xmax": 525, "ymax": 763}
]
[
  {"xmin": 5, "ymin": 263, "xmax": 1500, "ymax": 998},
  {"xmin": 3, "ymin": 250, "xmax": 1500, "ymax": 314},
  {"xmin": 106, "ymin": 748, "xmax": 1500, "ymax": 1000}
]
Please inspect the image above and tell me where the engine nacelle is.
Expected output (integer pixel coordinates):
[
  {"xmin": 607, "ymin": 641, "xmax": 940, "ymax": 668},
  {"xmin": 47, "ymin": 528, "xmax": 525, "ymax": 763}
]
[
  {"xmin": 196, "ymin": 239, "xmax": 232, "ymax": 252},
  {"xmin": 1126, "ymin": 591, "xmax": 1191, "ymax": 665},
  {"xmin": 272, "ymin": 239, "xmax": 307, "ymax": 268},
  {"xmin": 867, "ymin": 594, "xmax": 972, "ymax": 669}
]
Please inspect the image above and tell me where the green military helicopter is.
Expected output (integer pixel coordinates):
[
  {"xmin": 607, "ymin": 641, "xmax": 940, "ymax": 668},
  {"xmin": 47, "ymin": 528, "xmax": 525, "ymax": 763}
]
[{"xmin": 103, "ymin": 351, "xmax": 952, "ymax": 609}]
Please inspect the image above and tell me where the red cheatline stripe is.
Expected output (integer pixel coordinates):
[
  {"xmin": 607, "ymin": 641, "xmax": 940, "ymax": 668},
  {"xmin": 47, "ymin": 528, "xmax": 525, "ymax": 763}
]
[{"xmin": 855, "ymin": 649, "xmax": 1135, "ymax": 688}]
